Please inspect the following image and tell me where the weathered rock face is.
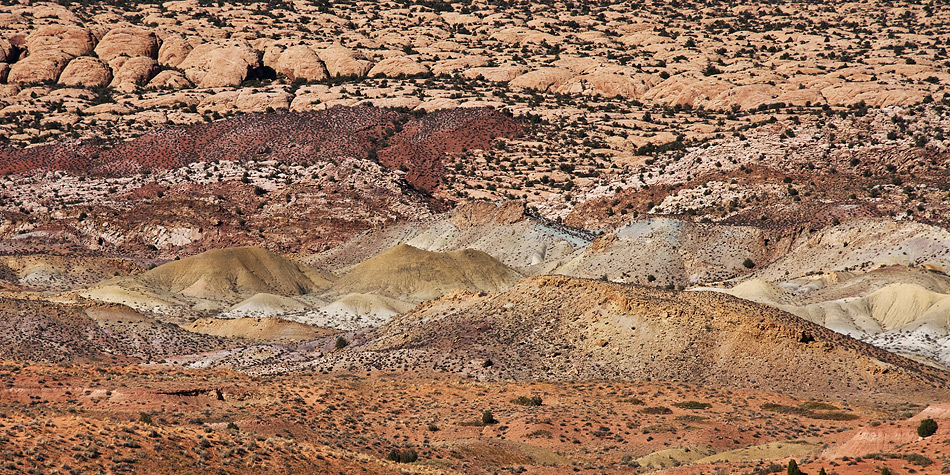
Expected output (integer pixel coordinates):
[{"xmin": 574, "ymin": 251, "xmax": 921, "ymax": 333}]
[
  {"xmin": 432, "ymin": 55, "xmax": 488, "ymax": 76},
  {"xmin": 178, "ymin": 40, "xmax": 260, "ymax": 88},
  {"xmin": 109, "ymin": 56, "xmax": 158, "ymax": 90},
  {"xmin": 94, "ymin": 27, "xmax": 159, "ymax": 62},
  {"xmin": 0, "ymin": 37, "xmax": 12, "ymax": 63},
  {"xmin": 7, "ymin": 51, "xmax": 72, "ymax": 84},
  {"xmin": 199, "ymin": 89, "xmax": 292, "ymax": 112},
  {"xmin": 147, "ymin": 69, "xmax": 192, "ymax": 90},
  {"xmin": 368, "ymin": 55, "xmax": 429, "ymax": 78},
  {"xmin": 556, "ymin": 72, "xmax": 652, "ymax": 99},
  {"xmin": 317, "ymin": 45, "xmax": 373, "ymax": 78},
  {"xmin": 0, "ymin": 63, "xmax": 9, "ymax": 83},
  {"xmin": 25, "ymin": 25, "xmax": 95, "ymax": 57},
  {"xmin": 274, "ymin": 45, "xmax": 328, "ymax": 82},
  {"xmin": 642, "ymin": 73, "xmax": 731, "ymax": 107},
  {"xmin": 450, "ymin": 200, "xmax": 526, "ymax": 228},
  {"xmin": 58, "ymin": 56, "xmax": 112, "ymax": 87},
  {"xmin": 157, "ymin": 34, "xmax": 191, "ymax": 68},
  {"xmin": 703, "ymin": 83, "xmax": 781, "ymax": 111},
  {"xmin": 509, "ymin": 67, "xmax": 575, "ymax": 91},
  {"xmin": 462, "ymin": 65, "xmax": 526, "ymax": 82}
]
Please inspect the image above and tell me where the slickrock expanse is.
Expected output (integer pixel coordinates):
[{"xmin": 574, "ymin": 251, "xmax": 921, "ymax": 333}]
[{"xmin": 1, "ymin": 0, "xmax": 950, "ymax": 474}]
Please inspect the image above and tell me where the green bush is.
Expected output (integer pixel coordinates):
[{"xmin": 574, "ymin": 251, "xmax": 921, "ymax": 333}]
[
  {"xmin": 787, "ymin": 459, "xmax": 803, "ymax": 475},
  {"xmin": 641, "ymin": 406, "xmax": 672, "ymax": 415},
  {"xmin": 917, "ymin": 418, "xmax": 938, "ymax": 438}
]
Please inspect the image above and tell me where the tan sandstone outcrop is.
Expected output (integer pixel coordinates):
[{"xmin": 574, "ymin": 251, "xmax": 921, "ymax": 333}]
[
  {"xmin": 157, "ymin": 34, "xmax": 192, "ymax": 68},
  {"xmin": 317, "ymin": 45, "xmax": 373, "ymax": 78},
  {"xmin": 109, "ymin": 56, "xmax": 158, "ymax": 90},
  {"xmin": 58, "ymin": 56, "xmax": 112, "ymax": 87},
  {"xmin": 7, "ymin": 51, "xmax": 72, "ymax": 84},
  {"xmin": 94, "ymin": 27, "xmax": 159, "ymax": 62},
  {"xmin": 147, "ymin": 69, "xmax": 192, "ymax": 90},
  {"xmin": 509, "ymin": 67, "xmax": 575, "ymax": 91},
  {"xmin": 25, "ymin": 25, "xmax": 94, "ymax": 57},
  {"xmin": 368, "ymin": 55, "xmax": 429, "ymax": 77},
  {"xmin": 177, "ymin": 40, "xmax": 260, "ymax": 88},
  {"xmin": 275, "ymin": 45, "xmax": 328, "ymax": 82}
]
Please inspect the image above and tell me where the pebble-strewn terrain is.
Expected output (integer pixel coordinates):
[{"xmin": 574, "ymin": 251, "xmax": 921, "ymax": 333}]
[{"xmin": 1, "ymin": 1, "xmax": 949, "ymax": 474}]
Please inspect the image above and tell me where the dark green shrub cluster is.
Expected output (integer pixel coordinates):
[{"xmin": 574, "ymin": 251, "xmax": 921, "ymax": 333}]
[{"xmin": 917, "ymin": 418, "xmax": 938, "ymax": 438}]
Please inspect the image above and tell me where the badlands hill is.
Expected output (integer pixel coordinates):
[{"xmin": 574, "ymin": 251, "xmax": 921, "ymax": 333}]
[
  {"xmin": 708, "ymin": 266, "xmax": 950, "ymax": 366},
  {"xmin": 0, "ymin": 297, "xmax": 228, "ymax": 363},
  {"xmin": 184, "ymin": 316, "xmax": 335, "ymax": 343},
  {"xmin": 79, "ymin": 245, "xmax": 333, "ymax": 317},
  {"xmin": 329, "ymin": 243, "xmax": 522, "ymax": 302},
  {"xmin": 138, "ymin": 245, "xmax": 327, "ymax": 299},
  {"xmin": 318, "ymin": 276, "xmax": 947, "ymax": 403},
  {"xmin": 306, "ymin": 200, "xmax": 590, "ymax": 274}
]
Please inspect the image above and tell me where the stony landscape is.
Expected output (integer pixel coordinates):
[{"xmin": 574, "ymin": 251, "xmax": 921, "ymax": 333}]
[{"xmin": 1, "ymin": 0, "xmax": 950, "ymax": 474}]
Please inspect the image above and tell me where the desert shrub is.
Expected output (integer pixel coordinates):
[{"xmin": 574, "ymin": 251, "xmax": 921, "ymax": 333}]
[
  {"xmin": 799, "ymin": 401, "xmax": 837, "ymax": 410},
  {"xmin": 335, "ymin": 336, "xmax": 349, "ymax": 350},
  {"xmin": 621, "ymin": 397, "xmax": 645, "ymax": 405},
  {"xmin": 902, "ymin": 453, "xmax": 933, "ymax": 466},
  {"xmin": 641, "ymin": 406, "xmax": 672, "ymax": 415},
  {"xmin": 672, "ymin": 401, "xmax": 711, "ymax": 410},
  {"xmin": 482, "ymin": 410, "xmax": 497, "ymax": 425},
  {"xmin": 386, "ymin": 448, "xmax": 418, "ymax": 463},
  {"xmin": 787, "ymin": 459, "xmax": 803, "ymax": 475},
  {"xmin": 751, "ymin": 463, "xmax": 784, "ymax": 475},
  {"xmin": 743, "ymin": 258, "xmax": 755, "ymax": 269},
  {"xmin": 675, "ymin": 415, "xmax": 707, "ymax": 422},
  {"xmin": 917, "ymin": 418, "xmax": 938, "ymax": 438},
  {"xmin": 761, "ymin": 403, "xmax": 810, "ymax": 416},
  {"xmin": 138, "ymin": 412, "xmax": 153, "ymax": 425},
  {"xmin": 511, "ymin": 395, "xmax": 543, "ymax": 406},
  {"xmin": 809, "ymin": 411, "xmax": 859, "ymax": 421}
]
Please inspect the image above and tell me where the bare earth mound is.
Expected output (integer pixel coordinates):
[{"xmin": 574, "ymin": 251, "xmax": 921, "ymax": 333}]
[
  {"xmin": 185, "ymin": 317, "xmax": 334, "ymax": 343},
  {"xmin": 329, "ymin": 243, "xmax": 522, "ymax": 301},
  {"xmin": 138, "ymin": 246, "xmax": 320, "ymax": 300},
  {"xmin": 321, "ymin": 276, "xmax": 948, "ymax": 403}
]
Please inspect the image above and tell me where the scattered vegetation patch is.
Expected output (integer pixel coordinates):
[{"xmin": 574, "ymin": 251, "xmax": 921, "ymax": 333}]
[
  {"xmin": 799, "ymin": 401, "xmax": 837, "ymax": 411},
  {"xmin": 511, "ymin": 395, "xmax": 543, "ymax": 406},
  {"xmin": 762, "ymin": 403, "xmax": 858, "ymax": 421},
  {"xmin": 673, "ymin": 401, "xmax": 711, "ymax": 410},
  {"xmin": 386, "ymin": 448, "xmax": 418, "ymax": 463}
]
